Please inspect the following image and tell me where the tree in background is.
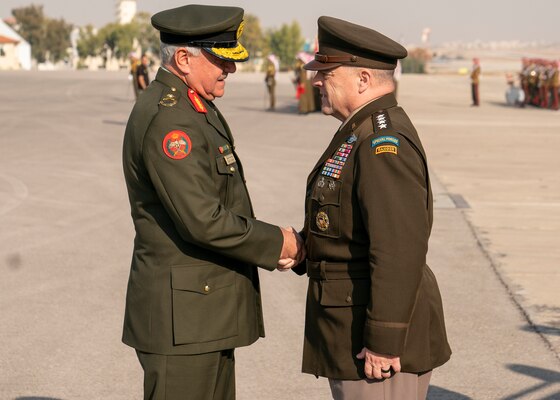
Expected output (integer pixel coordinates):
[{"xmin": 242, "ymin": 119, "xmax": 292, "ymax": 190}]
[
  {"xmin": 76, "ymin": 25, "xmax": 103, "ymax": 60},
  {"xmin": 11, "ymin": 4, "xmax": 47, "ymax": 62},
  {"xmin": 242, "ymin": 14, "xmax": 265, "ymax": 59},
  {"xmin": 266, "ymin": 21, "xmax": 304, "ymax": 70},
  {"xmin": 44, "ymin": 18, "xmax": 73, "ymax": 63},
  {"xmin": 98, "ymin": 23, "xmax": 137, "ymax": 61},
  {"xmin": 131, "ymin": 12, "xmax": 159, "ymax": 56}
]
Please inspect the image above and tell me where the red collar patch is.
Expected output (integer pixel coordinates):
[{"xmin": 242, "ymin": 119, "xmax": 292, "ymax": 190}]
[
  {"xmin": 187, "ymin": 89, "xmax": 207, "ymax": 113},
  {"xmin": 162, "ymin": 130, "xmax": 192, "ymax": 160}
]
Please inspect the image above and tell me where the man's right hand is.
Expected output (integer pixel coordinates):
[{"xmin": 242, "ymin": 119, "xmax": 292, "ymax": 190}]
[{"xmin": 277, "ymin": 227, "xmax": 305, "ymax": 270}]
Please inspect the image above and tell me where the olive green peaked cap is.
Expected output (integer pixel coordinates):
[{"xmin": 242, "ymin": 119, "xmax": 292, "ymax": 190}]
[
  {"xmin": 151, "ymin": 4, "xmax": 249, "ymax": 62},
  {"xmin": 304, "ymin": 16, "xmax": 407, "ymax": 71}
]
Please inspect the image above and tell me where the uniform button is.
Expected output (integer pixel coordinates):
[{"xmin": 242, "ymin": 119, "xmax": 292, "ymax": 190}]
[
  {"xmin": 229, "ymin": 167, "xmax": 235, "ymax": 173},
  {"xmin": 204, "ymin": 285, "xmax": 210, "ymax": 293},
  {"xmin": 171, "ymin": 87, "xmax": 176, "ymax": 92},
  {"xmin": 320, "ymin": 194, "xmax": 325, "ymax": 201},
  {"xmin": 345, "ymin": 295, "xmax": 352, "ymax": 303}
]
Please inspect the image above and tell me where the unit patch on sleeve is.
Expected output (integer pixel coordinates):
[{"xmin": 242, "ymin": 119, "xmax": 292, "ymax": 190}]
[
  {"xmin": 375, "ymin": 145, "xmax": 398, "ymax": 155},
  {"xmin": 163, "ymin": 130, "xmax": 192, "ymax": 160},
  {"xmin": 371, "ymin": 135, "xmax": 400, "ymax": 147}
]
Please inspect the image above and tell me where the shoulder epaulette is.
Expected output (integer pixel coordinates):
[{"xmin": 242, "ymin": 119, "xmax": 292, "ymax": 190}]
[
  {"xmin": 187, "ymin": 89, "xmax": 208, "ymax": 113},
  {"xmin": 372, "ymin": 110, "xmax": 394, "ymax": 134}
]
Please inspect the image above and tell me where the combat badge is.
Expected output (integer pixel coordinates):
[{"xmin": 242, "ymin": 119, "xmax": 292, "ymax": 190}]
[
  {"xmin": 163, "ymin": 130, "xmax": 192, "ymax": 160},
  {"xmin": 316, "ymin": 211, "xmax": 330, "ymax": 232},
  {"xmin": 159, "ymin": 93, "xmax": 177, "ymax": 107}
]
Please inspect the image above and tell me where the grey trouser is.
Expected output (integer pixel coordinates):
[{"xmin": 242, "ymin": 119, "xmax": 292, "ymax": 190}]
[{"xmin": 329, "ymin": 371, "xmax": 432, "ymax": 400}]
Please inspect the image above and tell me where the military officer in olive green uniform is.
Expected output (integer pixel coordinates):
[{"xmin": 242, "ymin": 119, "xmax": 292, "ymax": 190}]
[
  {"xmin": 121, "ymin": 5, "xmax": 304, "ymax": 400},
  {"xmin": 292, "ymin": 16, "xmax": 451, "ymax": 399}
]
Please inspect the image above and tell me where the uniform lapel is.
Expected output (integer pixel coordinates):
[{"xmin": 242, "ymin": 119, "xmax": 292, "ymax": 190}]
[{"xmin": 205, "ymin": 102, "xmax": 232, "ymax": 144}]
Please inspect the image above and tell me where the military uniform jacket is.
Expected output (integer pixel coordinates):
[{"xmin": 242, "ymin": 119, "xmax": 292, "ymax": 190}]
[
  {"xmin": 122, "ymin": 68, "xmax": 283, "ymax": 355},
  {"xmin": 297, "ymin": 93, "xmax": 451, "ymax": 379}
]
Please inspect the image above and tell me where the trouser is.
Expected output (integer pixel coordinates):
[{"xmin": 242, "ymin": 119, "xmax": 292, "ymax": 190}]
[
  {"xmin": 540, "ymin": 86, "xmax": 549, "ymax": 108},
  {"xmin": 471, "ymin": 83, "xmax": 479, "ymax": 105},
  {"xmin": 329, "ymin": 371, "xmax": 432, "ymax": 400},
  {"xmin": 136, "ymin": 349, "xmax": 235, "ymax": 400},
  {"xmin": 551, "ymin": 87, "xmax": 559, "ymax": 110},
  {"xmin": 267, "ymin": 84, "xmax": 276, "ymax": 109}
]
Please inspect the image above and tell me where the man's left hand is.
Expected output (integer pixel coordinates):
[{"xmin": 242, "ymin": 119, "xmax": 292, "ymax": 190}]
[{"xmin": 356, "ymin": 347, "xmax": 401, "ymax": 380}]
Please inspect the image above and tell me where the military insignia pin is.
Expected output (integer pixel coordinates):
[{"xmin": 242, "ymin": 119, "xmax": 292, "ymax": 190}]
[
  {"xmin": 163, "ymin": 130, "xmax": 192, "ymax": 160},
  {"xmin": 316, "ymin": 211, "xmax": 330, "ymax": 232}
]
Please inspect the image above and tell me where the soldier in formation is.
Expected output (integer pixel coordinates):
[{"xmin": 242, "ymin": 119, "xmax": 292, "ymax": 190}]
[{"xmin": 519, "ymin": 58, "xmax": 559, "ymax": 110}]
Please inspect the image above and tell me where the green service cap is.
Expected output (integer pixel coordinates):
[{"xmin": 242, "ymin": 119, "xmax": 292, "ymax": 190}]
[
  {"xmin": 304, "ymin": 16, "xmax": 407, "ymax": 71},
  {"xmin": 151, "ymin": 4, "xmax": 249, "ymax": 62}
]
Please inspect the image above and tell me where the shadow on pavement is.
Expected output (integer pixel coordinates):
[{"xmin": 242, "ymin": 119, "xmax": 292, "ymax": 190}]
[
  {"xmin": 521, "ymin": 323, "xmax": 560, "ymax": 336},
  {"xmin": 428, "ymin": 385, "xmax": 472, "ymax": 399},
  {"xmin": 500, "ymin": 364, "xmax": 560, "ymax": 400},
  {"xmin": 15, "ymin": 397, "xmax": 64, "ymax": 400}
]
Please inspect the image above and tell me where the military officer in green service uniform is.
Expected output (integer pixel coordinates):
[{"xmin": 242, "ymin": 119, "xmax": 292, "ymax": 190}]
[
  {"xmin": 292, "ymin": 16, "xmax": 451, "ymax": 400},
  {"xmin": 121, "ymin": 5, "xmax": 304, "ymax": 400}
]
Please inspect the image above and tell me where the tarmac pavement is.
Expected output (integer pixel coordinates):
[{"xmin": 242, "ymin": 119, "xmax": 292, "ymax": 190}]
[{"xmin": 0, "ymin": 70, "xmax": 558, "ymax": 399}]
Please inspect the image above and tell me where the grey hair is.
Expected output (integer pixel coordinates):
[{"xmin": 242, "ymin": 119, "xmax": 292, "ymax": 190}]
[
  {"xmin": 370, "ymin": 68, "xmax": 395, "ymax": 85},
  {"xmin": 159, "ymin": 42, "xmax": 202, "ymax": 65}
]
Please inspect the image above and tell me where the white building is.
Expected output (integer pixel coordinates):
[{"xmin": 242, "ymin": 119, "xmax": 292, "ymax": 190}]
[
  {"xmin": 117, "ymin": 0, "xmax": 137, "ymax": 25},
  {"xmin": 0, "ymin": 19, "xmax": 31, "ymax": 70}
]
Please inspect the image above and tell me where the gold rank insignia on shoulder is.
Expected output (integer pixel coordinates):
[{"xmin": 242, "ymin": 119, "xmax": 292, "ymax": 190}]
[{"xmin": 159, "ymin": 93, "xmax": 177, "ymax": 107}]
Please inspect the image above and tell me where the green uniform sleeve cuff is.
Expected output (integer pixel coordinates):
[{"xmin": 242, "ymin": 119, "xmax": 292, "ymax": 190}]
[{"xmin": 363, "ymin": 320, "xmax": 408, "ymax": 356}]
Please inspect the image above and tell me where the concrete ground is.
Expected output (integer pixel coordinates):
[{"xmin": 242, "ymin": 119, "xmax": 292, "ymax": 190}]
[{"xmin": 0, "ymin": 70, "xmax": 558, "ymax": 400}]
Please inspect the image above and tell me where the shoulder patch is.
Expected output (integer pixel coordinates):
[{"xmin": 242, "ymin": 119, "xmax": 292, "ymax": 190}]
[
  {"xmin": 162, "ymin": 130, "xmax": 192, "ymax": 160},
  {"xmin": 187, "ymin": 89, "xmax": 207, "ymax": 113},
  {"xmin": 375, "ymin": 145, "xmax": 398, "ymax": 155},
  {"xmin": 371, "ymin": 135, "xmax": 400, "ymax": 147},
  {"xmin": 373, "ymin": 110, "xmax": 393, "ymax": 133}
]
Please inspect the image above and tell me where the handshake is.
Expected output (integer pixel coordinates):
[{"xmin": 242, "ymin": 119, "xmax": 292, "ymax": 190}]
[{"xmin": 277, "ymin": 227, "xmax": 306, "ymax": 271}]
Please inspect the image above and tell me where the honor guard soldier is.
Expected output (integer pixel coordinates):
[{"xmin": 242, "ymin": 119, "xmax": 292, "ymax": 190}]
[
  {"xmin": 292, "ymin": 16, "xmax": 451, "ymax": 400},
  {"xmin": 121, "ymin": 4, "xmax": 304, "ymax": 399}
]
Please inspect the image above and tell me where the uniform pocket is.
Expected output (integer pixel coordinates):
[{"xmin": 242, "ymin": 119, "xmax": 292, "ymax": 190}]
[
  {"xmin": 320, "ymin": 279, "xmax": 370, "ymax": 307},
  {"xmin": 309, "ymin": 179, "xmax": 342, "ymax": 238},
  {"xmin": 171, "ymin": 264, "xmax": 237, "ymax": 345}
]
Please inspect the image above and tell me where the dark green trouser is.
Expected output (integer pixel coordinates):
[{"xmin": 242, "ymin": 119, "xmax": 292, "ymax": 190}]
[{"xmin": 136, "ymin": 349, "xmax": 235, "ymax": 400}]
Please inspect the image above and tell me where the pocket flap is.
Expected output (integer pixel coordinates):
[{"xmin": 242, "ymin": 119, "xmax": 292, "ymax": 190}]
[
  {"xmin": 320, "ymin": 279, "xmax": 370, "ymax": 306},
  {"xmin": 171, "ymin": 264, "xmax": 235, "ymax": 295},
  {"xmin": 311, "ymin": 180, "xmax": 342, "ymax": 205}
]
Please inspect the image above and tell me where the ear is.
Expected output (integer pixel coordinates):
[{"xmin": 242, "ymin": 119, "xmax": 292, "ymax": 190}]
[
  {"xmin": 174, "ymin": 48, "xmax": 191, "ymax": 74},
  {"xmin": 357, "ymin": 69, "xmax": 371, "ymax": 94}
]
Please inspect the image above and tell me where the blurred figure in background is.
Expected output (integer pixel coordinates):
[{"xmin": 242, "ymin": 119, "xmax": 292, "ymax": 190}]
[
  {"xmin": 550, "ymin": 60, "xmax": 560, "ymax": 110},
  {"xmin": 505, "ymin": 73, "xmax": 525, "ymax": 107},
  {"xmin": 135, "ymin": 54, "xmax": 151, "ymax": 96},
  {"xmin": 129, "ymin": 53, "xmax": 140, "ymax": 99},
  {"xmin": 294, "ymin": 52, "xmax": 316, "ymax": 114},
  {"xmin": 264, "ymin": 53, "xmax": 278, "ymax": 110},
  {"xmin": 470, "ymin": 57, "xmax": 481, "ymax": 106}
]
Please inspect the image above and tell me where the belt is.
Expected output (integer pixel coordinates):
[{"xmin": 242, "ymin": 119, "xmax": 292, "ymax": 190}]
[{"xmin": 306, "ymin": 260, "xmax": 370, "ymax": 280}]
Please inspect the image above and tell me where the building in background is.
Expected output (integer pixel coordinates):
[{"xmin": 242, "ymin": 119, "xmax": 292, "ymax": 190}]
[
  {"xmin": 0, "ymin": 19, "xmax": 31, "ymax": 70},
  {"xmin": 117, "ymin": 0, "xmax": 137, "ymax": 25}
]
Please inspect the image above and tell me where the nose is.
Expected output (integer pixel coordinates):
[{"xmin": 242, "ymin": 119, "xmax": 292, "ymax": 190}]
[
  {"xmin": 312, "ymin": 73, "xmax": 321, "ymax": 87},
  {"xmin": 224, "ymin": 61, "xmax": 236, "ymax": 73}
]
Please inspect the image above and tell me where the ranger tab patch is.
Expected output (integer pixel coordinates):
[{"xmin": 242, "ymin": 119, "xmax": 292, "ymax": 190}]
[
  {"xmin": 163, "ymin": 130, "xmax": 192, "ymax": 160},
  {"xmin": 375, "ymin": 145, "xmax": 398, "ymax": 155},
  {"xmin": 187, "ymin": 89, "xmax": 207, "ymax": 113}
]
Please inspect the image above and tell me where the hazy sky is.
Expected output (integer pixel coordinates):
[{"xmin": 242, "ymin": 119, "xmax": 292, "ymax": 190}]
[{"xmin": 1, "ymin": 0, "xmax": 559, "ymax": 45}]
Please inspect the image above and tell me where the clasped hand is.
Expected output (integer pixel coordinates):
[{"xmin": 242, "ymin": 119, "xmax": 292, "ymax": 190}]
[
  {"xmin": 356, "ymin": 347, "xmax": 401, "ymax": 380},
  {"xmin": 277, "ymin": 226, "xmax": 305, "ymax": 271}
]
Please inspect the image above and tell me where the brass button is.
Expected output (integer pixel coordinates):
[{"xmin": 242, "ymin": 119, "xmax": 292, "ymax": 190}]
[
  {"xmin": 204, "ymin": 285, "xmax": 210, "ymax": 293},
  {"xmin": 345, "ymin": 295, "xmax": 352, "ymax": 303},
  {"xmin": 320, "ymin": 194, "xmax": 325, "ymax": 201},
  {"xmin": 229, "ymin": 166, "xmax": 235, "ymax": 173},
  {"xmin": 171, "ymin": 87, "xmax": 176, "ymax": 92}
]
